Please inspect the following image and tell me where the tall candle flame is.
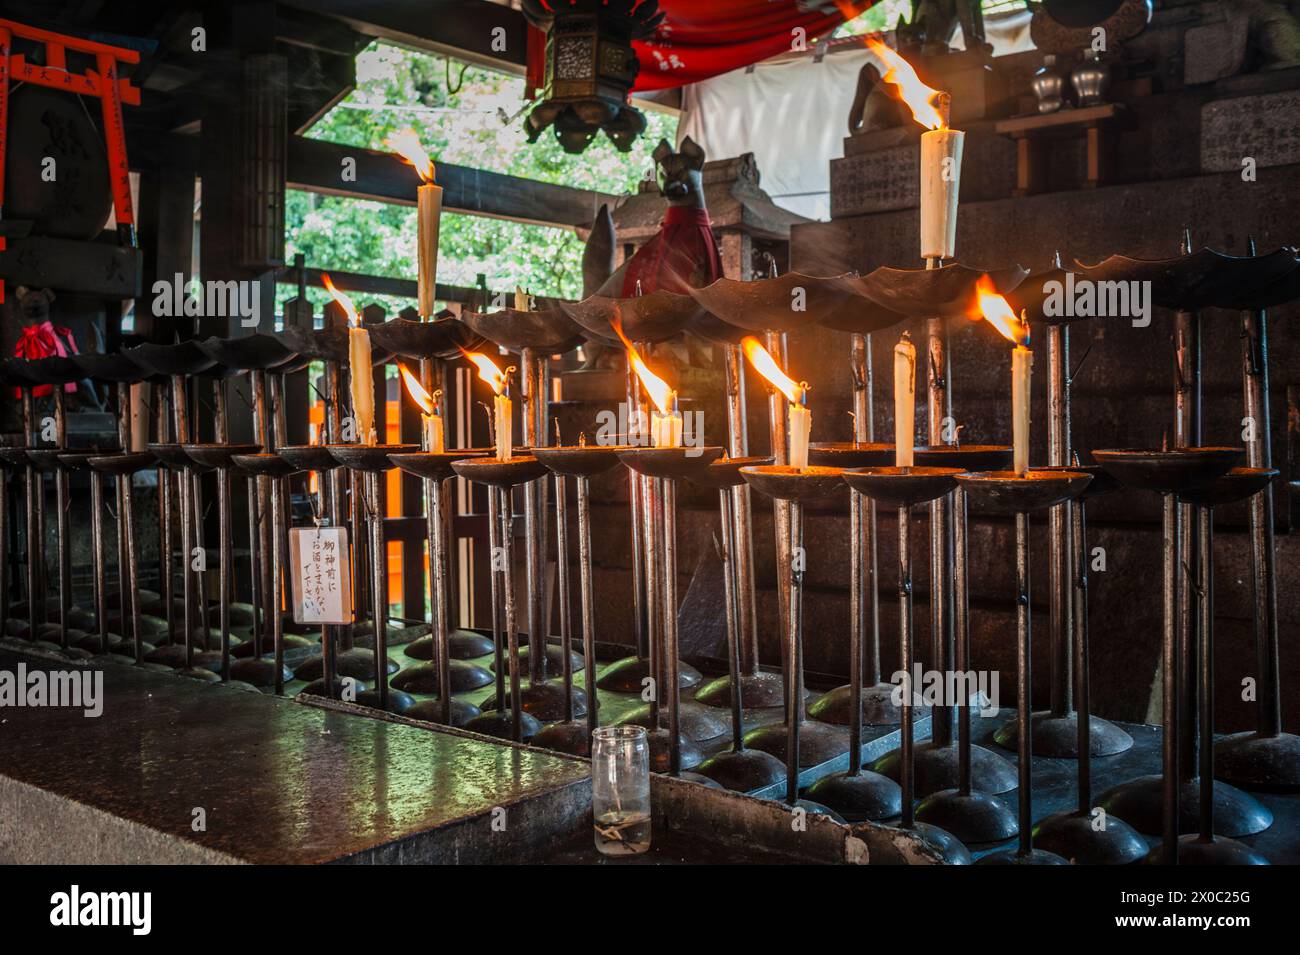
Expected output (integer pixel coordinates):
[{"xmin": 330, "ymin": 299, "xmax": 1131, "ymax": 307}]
[
  {"xmin": 740, "ymin": 335, "xmax": 804, "ymax": 405},
  {"xmin": 865, "ymin": 38, "xmax": 947, "ymax": 131},
  {"xmin": 611, "ymin": 315, "xmax": 674, "ymax": 415},
  {"xmin": 385, "ymin": 128, "xmax": 436, "ymax": 184},
  {"xmin": 971, "ymin": 275, "xmax": 1031, "ymax": 347},
  {"xmin": 398, "ymin": 363, "xmax": 437, "ymax": 415},
  {"xmin": 322, "ymin": 273, "xmax": 360, "ymax": 328},
  {"xmin": 460, "ymin": 348, "xmax": 509, "ymax": 396}
]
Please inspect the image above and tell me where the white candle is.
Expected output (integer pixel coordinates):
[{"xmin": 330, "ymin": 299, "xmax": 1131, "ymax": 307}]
[
  {"xmin": 920, "ymin": 94, "xmax": 963, "ymax": 261},
  {"xmin": 348, "ymin": 324, "xmax": 374, "ymax": 444},
  {"xmin": 423, "ymin": 410, "xmax": 444, "ymax": 453},
  {"xmin": 417, "ymin": 179, "xmax": 443, "ymax": 319},
  {"xmin": 788, "ymin": 391, "xmax": 811, "ymax": 471},
  {"xmin": 894, "ymin": 333, "xmax": 916, "ymax": 467},
  {"xmin": 652, "ymin": 393, "xmax": 683, "ymax": 448},
  {"xmin": 1012, "ymin": 342, "xmax": 1032, "ymax": 475},
  {"xmin": 494, "ymin": 393, "xmax": 513, "ymax": 461}
]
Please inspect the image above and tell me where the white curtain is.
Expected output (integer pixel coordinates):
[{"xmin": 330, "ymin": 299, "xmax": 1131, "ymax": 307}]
[{"xmin": 677, "ymin": 10, "xmax": 1035, "ymax": 222}]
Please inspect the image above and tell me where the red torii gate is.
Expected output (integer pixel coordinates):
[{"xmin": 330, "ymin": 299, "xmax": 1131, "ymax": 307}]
[{"xmin": 0, "ymin": 18, "xmax": 141, "ymax": 303}]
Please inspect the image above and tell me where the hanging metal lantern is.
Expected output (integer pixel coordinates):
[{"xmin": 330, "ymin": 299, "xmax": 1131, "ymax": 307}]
[{"xmin": 522, "ymin": 0, "xmax": 662, "ymax": 154}]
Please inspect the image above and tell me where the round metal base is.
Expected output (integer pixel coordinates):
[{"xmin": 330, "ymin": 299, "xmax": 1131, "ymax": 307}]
[
  {"xmin": 993, "ymin": 710, "xmax": 1134, "ymax": 758},
  {"xmin": 298, "ymin": 677, "xmax": 369, "ymax": 698},
  {"xmin": 679, "ymin": 772, "xmax": 724, "ymax": 789},
  {"xmin": 615, "ymin": 700, "xmax": 730, "ymax": 742},
  {"xmin": 645, "ymin": 726, "xmax": 704, "ymax": 773},
  {"xmin": 531, "ymin": 720, "xmax": 594, "ymax": 757},
  {"xmin": 405, "ymin": 697, "xmax": 482, "ymax": 729},
  {"xmin": 479, "ymin": 680, "xmax": 588, "ymax": 722},
  {"xmin": 391, "ymin": 660, "xmax": 494, "ymax": 695},
  {"xmin": 742, "ymin": 719, "xmax": 850, "ymax": 768},
  {"xmin": 463, "ymin": 708, "xmax": 542, "ymax": 741},
  {"xmin": 803, "ymin": 770, "xmax": 902, "ymax": 822},
  {"xmin": 404, "ymin": 630, "xmax": 496, "ymax": 660},
  {"xmin": 806, "ymin": 682, "xmax": 930, "ymax": 726},
  {"xmin": 595, "ymin": 655, "xmax": 701, "ymax": 692},
  {"xmin": 192, "ymin": 650, "xmax": 226, "ymax": 674},
  {"xmin": 355, "ymin": 688, "xmax": 418, "ymax": 715},
  {"xmin": 873, "ymin": 741, "xmax": 1018, "ymax": 796},
  {"xmin": 494, "ymin": 644, "xmax": 585, "ymax": 675},
  {"xmin": 1097, "ymin": 774, "xmax": 1273, "ymax": 837},
  {"xmin": 976, "ymin": 848, "xmax": 1069, "ymax": 865},
  {"xmin": 1214, "ymin": 731, "xmax": 1300, "ymax": 792},
  {"xmin": 908, "ymin": 822, "xmax": 973, "ymax": 864},
  {"xmin": 1166, "ymin": 834, "xmax": 1270, "ymax": 865},
  {"xmin": 143, "ymin": 644, "xmax": 190, "ymax": 668},
  {"xmin": 694, "ymin": 669, "xmax": 795, "ymax": 709},
  {"xmin": 179, "ymin": 667, "xmax": 222, "ymax": 683},
  {"xmin": 230, "ymin": 632, "xmax": 316, "ymax": 657},
  {"xmin": 786, "ymin": 799, "xmax": 847, "ymax": 824},
  {"xmin": 1032, "ymin": 810, "xmax": 1147, "ymax": 865},
  {"xmin": 915, "ymin": 789, "xmax": 1018, "ymax": 844},
  {"xmin": 229, "ymin": 657, "xmax": 293, "ymax": 688},
  {"xmin": 295, "ymin": 648, "xmax": 398, "ymax": 681},
  {"xmin": 693, "ymin": 748, "xmax": 787, "ymax": 792}
]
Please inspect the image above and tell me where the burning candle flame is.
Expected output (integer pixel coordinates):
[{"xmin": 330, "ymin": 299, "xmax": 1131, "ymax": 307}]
[
  {"xmin": 398, "ymin": 364, "xmax": 438, "ymax": 415},
  {"xmin": 611, "ymin": 315, "xmax": 675, "ymax": 416},
  {"xmin": 740, "ymin": 335, "xmax": 805, "ymax": 405},
  {"xmin": 865, "ymin": 38, "xmax": 947, "ymax": 131},
  {"xmin": 322, "ymin": 273, "xmax": 360, "ymax": 328},
  {"xmin": 971, "ymin": 275, "xmax": 1031, "ymax": 347},
  {"xmin": 385, "ymin": 128, "xmax": 436, "ymax": 184},
  {"xmin": 460, "ymin": 348, "xmax": 509, "ymax": 396}
]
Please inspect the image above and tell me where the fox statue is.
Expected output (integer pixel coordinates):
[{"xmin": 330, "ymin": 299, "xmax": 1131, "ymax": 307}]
[{"xmin": 580, "ymin": 136, "xmax": 723, "ymax": 368}]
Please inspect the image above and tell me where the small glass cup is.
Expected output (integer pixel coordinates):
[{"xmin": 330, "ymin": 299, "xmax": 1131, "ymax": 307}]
[{"xmin": 591, "ymin": 725, "xmax": 651, "ymax": 856}]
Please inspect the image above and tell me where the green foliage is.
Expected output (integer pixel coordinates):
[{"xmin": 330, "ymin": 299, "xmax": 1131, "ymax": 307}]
[{"xmin": 284, "ymin": 41, "xmax": 679, "ymax": 309}]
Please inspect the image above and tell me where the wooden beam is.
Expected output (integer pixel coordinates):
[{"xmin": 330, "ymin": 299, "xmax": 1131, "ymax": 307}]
[
  {"xmin": 286, "ymin": 135, "xmax": 616, "ymax": 229},
  {"xmin": 275, "ymin": 0, "xmax": 529, "ymax": 75}
]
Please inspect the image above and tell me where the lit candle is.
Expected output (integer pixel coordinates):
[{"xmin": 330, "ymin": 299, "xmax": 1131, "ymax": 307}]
[
  {"xmin": 894, "ymin": 332, "xmax": 916, "ymax": 467},
  {"xmin": 740, "ymin": 336, "xmax": 811, "ymax": 470},
  {"xmin": 386, "ymin": 129, "xmax": 442, "ymax": 319},
  {"xmin": 463, "ymin": 350, "xmax": 513, "ymax": 460},
  {"xmin": 612, "ymin": 318, "xmax": 681, "ymax": 448},
  {"xmin": 324, "ymin": 274, "xmax": 373, "ymax": 444},
  {"xmin": 398, "ymin": 364, "xmax": 444, "ymax": 453},
  {"xmin": 974, "ymin": 277, "xmax": 1033, "ymax": 475},
  {"xmin": 1012, "ymin": 340, "xmax": 1032, "ymax": 475},
  {"xmin": 866, "ymin": 40, "xmax": 964, "ymax": 262}
]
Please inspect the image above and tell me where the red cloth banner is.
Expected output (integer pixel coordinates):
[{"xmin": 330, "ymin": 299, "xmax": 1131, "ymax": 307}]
[{"xmin": 632, "ymin": 0, "xmax": 875, "ymax": 91}]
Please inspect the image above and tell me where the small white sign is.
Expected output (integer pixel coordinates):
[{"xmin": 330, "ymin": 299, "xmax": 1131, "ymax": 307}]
[{"xmin": 289, "ymin": 526, "xmax": 352, "ymax": 625}]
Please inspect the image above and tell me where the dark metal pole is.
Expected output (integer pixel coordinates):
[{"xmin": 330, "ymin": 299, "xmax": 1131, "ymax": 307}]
[
  {"xmin": 899, "ymin": 504, "xmax": 915, "ymax": 829},
  {"xmin": 21, "ymin": 387, "xmax": 37, "ymax": 638},
  {"xmin": 271, "ymin": 474, "xmax": 286, "ymax": 695},
  {"xmin": 785, "ymin": 499, "xmax": 804, "ymax": 805},
  {"xmin": 53, "ymin": 390, "xmax": 70, "ymax": 649},
  {"xmin": 487, "ymin": 484, "xmax": 505, "ymax": 711},
  {"xmin": 218, "ymin": 464, "xmax": 233, "ymax": 682},
  {"xmin": 848, "ymin": 485, "xmax": 864, "ymax": 777},
  {"xmin": 626, "ymin": 359, "xmax": 648, "ymax": 663},
  {"xmin": 1072, "ymin": 498, "xmax": 1093, "ymax": 813},
  {"xmin": 1174, "ymin": 305, "xmax": 1201, "ymax": 783},
  {"xmin": 555, "ymin": 472, "xmax": 574, "ymax": 724},
  {"xmin": 719, "ymin": 488, "xmax": 745, "ymax": 753},
  {"xmin": 91, "ymin": 469, "xmax": 107, "ymax": 654},
  {"xmin": 956, "ymin": 486, "xmax": 972, "ymax": 795},
  {"xmin": 500, "ymin": 485, "xmax": 522, "ymax": 741},
  {"xmin": 431, "ymin": 478, "xmax": 453, "ymax": 724},
  {"xmin": 725, "ymin": 343, "xmax": 760, "ymax": 677},
  {"xmin": 577, "ymin": 475, "xmax": 599, "ymax": 741},
  {"xmin": 1047, "ymin": 323, "xmax": 1073, "ymax": 718},
  {"xmin": 367, "ymin": 470, "xmax": 389, "ymax": 709},
  {"xmin": 927, "ymin": 315, "xmax": 955, "ymax": 747},
  {"xmin": 1198, "ymin": 504, "xmax": 1214, "ymax": 841},
  {"xmin": 1015, "ymin": 512, "xmax": 1032, "ymax": 858},
  {"xmin": 663, "ymin": 478, "xmax": 682, "ymax": 777},
  {"xmin": 1161, "ymin": 492, "xmax": 1181, "ymax": 866}
]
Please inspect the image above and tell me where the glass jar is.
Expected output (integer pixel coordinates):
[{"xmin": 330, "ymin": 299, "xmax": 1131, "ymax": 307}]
[{"xmin": 591, "ymin": 725, "xmax": 651, "ymax": 856}]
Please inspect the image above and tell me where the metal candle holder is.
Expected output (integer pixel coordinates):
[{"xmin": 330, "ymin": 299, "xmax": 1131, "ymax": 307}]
[
  {"xmin": 1173, "ymin": 468, "xmax": 1276, "ymax": 865},
  {"xmin": 389, "ymin": 449, "xmax": 491, "ymax": 727},
  {"xmin": 958, "ymin": 469, "xmax": 1094, "ymax": 866},
  {"xmin": 0, "ymin": 359, "xmax": 45, "ymax": 641},
  {"xmin": 1003, "ymin": 259, "xmax": 1135, "ymax": 759},
  {"xmin": 1092, "ymin": 447, "xmax": 1255, "ymax": 864},
  {"xmin": 692, "ymin": 456, "xmax": 788, "ymax": 791},
  {"xmin": 453, "ymin": 454, "xmax": 552, "ymax": 742},
  {"xmin": 532, "ymin": 444, "xmax": 628, "ymax": 755},
  {"xmin": 619, "ymin": 446, "xmax": 732, "ymax": 772},
  {"xmin": 840, "ymin": 465, "xmax": 971, "ymax": 864},
  {"xmin": 1031, "ymin": 465, "xmax": 1147, "ymax": 865},
  {"xmin": 739, "ymin": 464, "xmax": 849, "ymax": 820},
  {"xmin": 326, "ymin": 444, "xmax": 419, "ymax": 713},
  {"xmin": 1213, "ymin": 242, "xmax": 1300, "ymax": 791}
]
